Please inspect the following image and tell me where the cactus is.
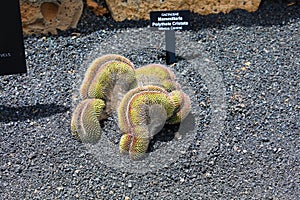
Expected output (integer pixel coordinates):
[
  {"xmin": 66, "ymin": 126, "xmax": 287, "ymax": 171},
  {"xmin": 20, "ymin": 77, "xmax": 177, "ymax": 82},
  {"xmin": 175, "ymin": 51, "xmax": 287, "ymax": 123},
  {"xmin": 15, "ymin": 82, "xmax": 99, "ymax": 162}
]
[
  {"xmin": 117, "ymin": 85, "xmax": 168, "ymax": 134},
  {"xmin": 117, "ymin": 86, "xmax": 173, "ymax": 160},
  {"xmin": 71, "ymin": 54, "xmax": 191, "ymax": 161},
  {"xmin": 80, "ymin": 54, "xmax": 135, "ymax": 100},
  {"xmin": 71, "ymin": 98, "xmax": 105, "ymax": 144},
  {"xmin": 167, "ymin": 90, "xmax": 191, "ymax": 124},
  {"xmin": 135, "ymin": 64, "xmax": 181, "ymax": 92},
  {"xmin": 117, "ymin": 85, "xmax": 190, "ymax": 160}
]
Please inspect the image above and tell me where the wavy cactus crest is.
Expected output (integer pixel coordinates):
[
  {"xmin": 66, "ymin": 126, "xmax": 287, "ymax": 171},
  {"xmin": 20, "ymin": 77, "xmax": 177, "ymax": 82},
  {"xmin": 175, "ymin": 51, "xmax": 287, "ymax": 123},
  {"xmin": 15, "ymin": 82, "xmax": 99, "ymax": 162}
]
[
  {"xmin": 80, "ymin": 54, "xmax": 135, "ymax": 100},
  {"xmin": 167, "ymin": 90, "xmax": 191, "ymax": 124},
  {"xmin": 117, "ymin": 85, "xmax": 168, "ymax": 134},
  {"xmin": 71, "ymin": 54, "xmax": 191, "ymax": 161},
  {"xmin": 71, "ymin": 98, "xmax": 105, "ymax": 144},
  {"xmin": 135, "ymin": 64, "xmax": 181, "ymax": 92},
  {"xmin": 118, "ymin": 88, "xmax": 172, "ymax": 160},
  {"xmin": 117, "ymin": 85, "xmax": 191, "ymax": 160}
]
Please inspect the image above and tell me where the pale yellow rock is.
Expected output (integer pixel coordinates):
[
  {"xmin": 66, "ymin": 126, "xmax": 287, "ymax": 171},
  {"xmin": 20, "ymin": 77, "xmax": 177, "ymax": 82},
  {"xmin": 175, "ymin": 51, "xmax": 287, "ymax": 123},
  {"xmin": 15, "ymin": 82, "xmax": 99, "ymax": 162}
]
[
  {"xmin": 105, "ymin": 0, "xmax": 261, "ymax": 22},
  {"xmin": 20, "ymin": 0, "xmax": 83, "ymax": 35},
  {"xmin": 86, "ymin": 0, "xmax": 109, "ymax": 16}
]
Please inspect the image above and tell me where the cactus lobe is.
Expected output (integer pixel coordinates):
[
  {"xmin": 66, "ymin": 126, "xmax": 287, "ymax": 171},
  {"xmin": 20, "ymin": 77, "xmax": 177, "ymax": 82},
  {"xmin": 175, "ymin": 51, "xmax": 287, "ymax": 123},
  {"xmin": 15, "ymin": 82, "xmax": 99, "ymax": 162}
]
[
  {"xmin": 135, "ymin": 64, "xmax": 180, "ymax": 92},
  {"xmin": 71, "ymin": 98, "xmax": 105, "ymax": 144}
]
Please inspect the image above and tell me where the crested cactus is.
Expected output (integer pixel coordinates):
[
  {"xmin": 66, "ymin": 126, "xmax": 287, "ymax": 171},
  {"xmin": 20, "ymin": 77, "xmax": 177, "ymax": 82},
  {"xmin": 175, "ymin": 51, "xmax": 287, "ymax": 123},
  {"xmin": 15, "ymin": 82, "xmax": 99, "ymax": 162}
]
[
  {"xmin": 80, "ymin": 60, "xmax": 135, "ymax": 98},
  {"xmin": 135, "ymin": 64, "xmax": 181, "ymax": 92},
  {"xmin": 117, "ymin": 85, "xmax": 190, "ymax": 160},
  {"xmin": 167, "ymin": 90, "xmax": 191, "ymax": 124},
  {"xmin": 80, "ymin": 54, "xmax": 134, "ymax": 99},
  {"xmin": 117, "ymin": 86, "xmax": 173, "ymax": 160},
  {"xmin": 71, "ymin": 54, "xmax": 191, "ymax": 161},
  {"xmin": 117, "ymin": 85, "xmax": 168, "ymax": 134},
  {"xmin": 71, "ymin": 98, "xmax": 105, "ymax": 144}
]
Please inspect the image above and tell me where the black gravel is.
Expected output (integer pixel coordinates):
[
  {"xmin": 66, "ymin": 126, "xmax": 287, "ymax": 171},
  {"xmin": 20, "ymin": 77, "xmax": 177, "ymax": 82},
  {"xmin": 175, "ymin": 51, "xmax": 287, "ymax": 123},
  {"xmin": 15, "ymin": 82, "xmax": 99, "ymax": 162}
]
[{"xmin": 1, "ymin": 0, "xmax": 299, "ymax": 199}]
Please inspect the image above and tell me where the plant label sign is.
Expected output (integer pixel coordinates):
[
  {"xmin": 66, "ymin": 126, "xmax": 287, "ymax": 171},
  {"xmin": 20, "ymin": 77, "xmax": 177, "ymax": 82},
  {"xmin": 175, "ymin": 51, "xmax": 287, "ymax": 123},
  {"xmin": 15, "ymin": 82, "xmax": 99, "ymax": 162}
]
[
  {"xmin": 150, "ymin": 10, "xmax": 190, "ymax": 31},
  {"xmin": 150, "ymin": 10, "xmax": 190, "ymax": 65},
  {"xmin": 0, "ymin": 0, "xmax": 27, "ymax": 76}
]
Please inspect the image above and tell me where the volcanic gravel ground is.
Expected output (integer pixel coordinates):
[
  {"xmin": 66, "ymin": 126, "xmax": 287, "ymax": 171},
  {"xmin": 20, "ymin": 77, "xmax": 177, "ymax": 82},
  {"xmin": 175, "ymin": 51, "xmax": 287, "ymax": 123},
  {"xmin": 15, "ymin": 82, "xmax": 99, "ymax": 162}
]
[{"xmin": 0, "ymin": 0, "xmax": 299, "ymax": 199}]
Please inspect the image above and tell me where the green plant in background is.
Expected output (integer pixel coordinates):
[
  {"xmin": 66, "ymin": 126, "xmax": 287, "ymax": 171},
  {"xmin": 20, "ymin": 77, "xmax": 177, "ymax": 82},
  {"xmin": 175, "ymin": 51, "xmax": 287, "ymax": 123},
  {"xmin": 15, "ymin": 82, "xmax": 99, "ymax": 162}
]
[{"xmin": 71, "ymin": 54, "xmax": 191, "ymax": 160}]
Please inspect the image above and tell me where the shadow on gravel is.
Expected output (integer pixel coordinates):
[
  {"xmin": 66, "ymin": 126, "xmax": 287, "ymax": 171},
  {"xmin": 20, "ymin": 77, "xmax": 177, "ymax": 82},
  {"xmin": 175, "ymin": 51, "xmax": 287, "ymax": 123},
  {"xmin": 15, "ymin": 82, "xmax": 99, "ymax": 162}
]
[
  {"xmin": 148, "ymin": 113, "xmax": 196, "ymax": 153},
  {"xmin": 0, "ymin": 103, "xmax": 69, "ymax": 123},
  {"xmin": 40, "ymin": 0, "xmax": 299, "ymax": 37}
]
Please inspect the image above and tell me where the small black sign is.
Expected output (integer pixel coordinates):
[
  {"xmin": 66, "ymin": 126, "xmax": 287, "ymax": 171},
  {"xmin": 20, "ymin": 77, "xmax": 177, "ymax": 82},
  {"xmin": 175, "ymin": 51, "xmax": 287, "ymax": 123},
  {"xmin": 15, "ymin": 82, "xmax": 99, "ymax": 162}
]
[
  {"xmin": 150, "ymin": 10, "xmax": 190, "ymax": 31},
  {"xmin": 0, "ymin": 0, "xmax": 27, "ymax": 75}
]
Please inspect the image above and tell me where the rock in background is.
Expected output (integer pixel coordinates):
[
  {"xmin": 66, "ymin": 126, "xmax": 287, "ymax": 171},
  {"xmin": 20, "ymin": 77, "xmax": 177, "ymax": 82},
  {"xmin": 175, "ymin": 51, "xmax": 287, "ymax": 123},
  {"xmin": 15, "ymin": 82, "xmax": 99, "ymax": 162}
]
[
  {"xmin": 20, "ymin": 0, "xmax": 83, "ymax": 35},
  {"xmin": 19, "ymin": 0, "xmax": 262, "ymax": 35},
  {"xmin": 105, "ymin": 0, "xmax": 262, "ymax": 21},
  {"xmin": 86, "ymin": 0, "xmax": 108, "ymax": 16}
]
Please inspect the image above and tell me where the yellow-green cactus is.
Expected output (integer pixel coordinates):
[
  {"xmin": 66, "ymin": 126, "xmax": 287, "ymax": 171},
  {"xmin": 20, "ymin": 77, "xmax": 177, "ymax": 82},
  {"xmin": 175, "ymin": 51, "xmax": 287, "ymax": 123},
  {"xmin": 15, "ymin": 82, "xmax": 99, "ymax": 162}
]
[
  {"xmin": 135, "ymin": 64, "xmax": 181, "ymax": 92},
  {"xmin": 129, "ymin": 136, "xmax": 150, "ymax": 160},
  {"xmin": 117, "ymin": 85, "xmax": 190, "ymax": 160},
  {"xmin": 80, "ymin": 54, "xmax": 135, "ymax": 100},
  {"xmin": 71, "ymin": 54, "xmax": 191, "ymax": 161},
  {"xmin": 117, "ymin": 85, "xmax": 168, "ymax": 134},
  {"xmin": 167, "ymin": 90, "xmax": 191, "ymax": 124},
  {"xmin": 71, "ymin": 98, "xmax": 105, "ymax": 144},
  {"xmin": 119, "ymin": 133, "xmax": 132, "ymax": 154}
]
